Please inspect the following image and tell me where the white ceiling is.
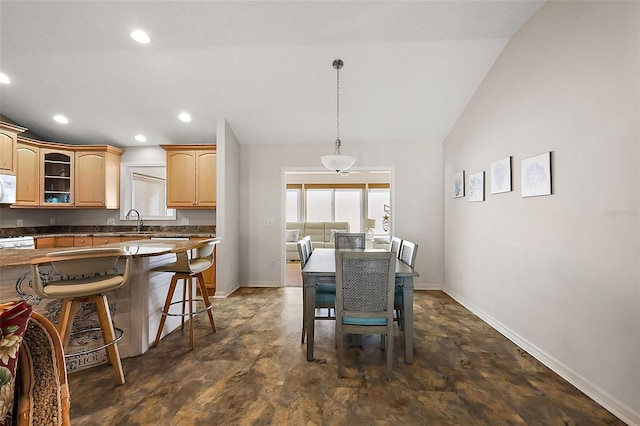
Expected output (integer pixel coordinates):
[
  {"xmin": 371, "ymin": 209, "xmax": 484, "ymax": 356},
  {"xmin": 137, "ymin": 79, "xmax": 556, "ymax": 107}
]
[{"xmin": 0, "ymin": 1, "xmax": 544, "ymax": 148}]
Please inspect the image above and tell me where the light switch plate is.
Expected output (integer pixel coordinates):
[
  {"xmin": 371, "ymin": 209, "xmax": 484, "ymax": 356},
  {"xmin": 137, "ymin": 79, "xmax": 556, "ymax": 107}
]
[{"xmin": 181, "ymin": 218, "xmax": 190, "ymax": 225}]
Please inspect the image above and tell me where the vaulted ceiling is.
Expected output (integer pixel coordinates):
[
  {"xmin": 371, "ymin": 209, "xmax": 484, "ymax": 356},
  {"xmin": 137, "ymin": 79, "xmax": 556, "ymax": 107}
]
[{"xmin": 0, "ymin": 1, "xmax": 544, "ymax": 147}]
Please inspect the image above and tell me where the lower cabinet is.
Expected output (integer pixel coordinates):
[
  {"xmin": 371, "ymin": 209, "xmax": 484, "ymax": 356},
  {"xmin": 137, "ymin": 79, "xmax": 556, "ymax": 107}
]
[{"xmin": 35, "ymin": 235, "xmax": 150, "ymax": 249}]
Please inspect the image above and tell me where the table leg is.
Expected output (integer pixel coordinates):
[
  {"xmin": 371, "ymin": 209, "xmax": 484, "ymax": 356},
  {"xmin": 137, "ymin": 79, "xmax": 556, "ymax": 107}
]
[
  {"xmin": 305, "ymin": 276, "xmax": 317, "ymax": 361},
  {"xmin": 402, "ymin": 276, "xmax": 414, "ymax": 363}
]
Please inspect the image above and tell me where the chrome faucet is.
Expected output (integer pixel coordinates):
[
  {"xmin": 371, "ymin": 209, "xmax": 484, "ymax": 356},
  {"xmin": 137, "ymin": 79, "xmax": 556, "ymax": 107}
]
[{"xmin": 125, "ymin": 208, "xmax": 144, "ymax": 233}]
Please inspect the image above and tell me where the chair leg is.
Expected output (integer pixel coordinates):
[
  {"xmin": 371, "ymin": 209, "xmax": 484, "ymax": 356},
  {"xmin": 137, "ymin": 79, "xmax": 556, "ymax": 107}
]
[
  {"xmin": 92, "ymin": 294, "xmax": 125, "ymax": 385},
  {"xmin": 386, "ymin": 328, "xmax": 393, "ymax": 381},
  {"xmin": 195, "ymin": 272, "xmax": 216, "ymax": 333},
  {"xmin": 181, "ymin": 276, "xmax": 188, "ymax": 331},
  {"xmin": 337, "ymin": 323, "xmax": 344, "ymax": 378},
  {"xmin": 188, "ymin": 276, "xmax": 194, "ymax": 351},
  {"xmin": 154, "ymin": 274, "xmax": 179, "ymax": 347},
  {"xmin": 57, "ymin": 298, "xmax": 78, "ymax": 348}
]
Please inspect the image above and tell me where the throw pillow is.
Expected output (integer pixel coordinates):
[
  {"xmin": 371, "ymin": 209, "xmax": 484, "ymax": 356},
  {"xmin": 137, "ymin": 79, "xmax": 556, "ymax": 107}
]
[
  {"xmin": 285, "ymin": 228, "xmax": 300, "ymax": 243},
  {"xmin": 0, "ymin": 300, "xmax": 32, "ymax": 426}
]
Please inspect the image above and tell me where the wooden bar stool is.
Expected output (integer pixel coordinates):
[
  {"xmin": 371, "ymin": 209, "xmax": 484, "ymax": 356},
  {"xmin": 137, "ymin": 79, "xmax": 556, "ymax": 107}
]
[
  {"xmin": 31, "ymin": 248, "xmax": 132, "ymax": 385},
  {"xmin": 152, "ymin": 239, "xmax": 218, "ymax": 350}
]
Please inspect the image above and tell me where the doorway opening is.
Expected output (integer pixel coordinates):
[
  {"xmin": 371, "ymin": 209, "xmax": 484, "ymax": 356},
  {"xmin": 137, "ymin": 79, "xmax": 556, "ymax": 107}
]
[{"xmin": 283, "ymin": 169, "xmax": 392, "ymax": 287}]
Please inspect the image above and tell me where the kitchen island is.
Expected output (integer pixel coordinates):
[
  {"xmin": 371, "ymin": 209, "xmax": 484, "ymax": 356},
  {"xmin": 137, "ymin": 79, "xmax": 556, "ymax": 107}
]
[{"xmin": 0, "ymin": 237, "xmax": 221, "ymax": 373}]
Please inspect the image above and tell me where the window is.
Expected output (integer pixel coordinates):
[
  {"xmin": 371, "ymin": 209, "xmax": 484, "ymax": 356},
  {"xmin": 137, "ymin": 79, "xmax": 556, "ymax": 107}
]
[
  {"xmin": 367, "ymin": 186, "xmax": 390, "ymax": 234},
  {"xmin": 306, "ymin": 189, "xmax": 332, "ymax": 221},
  {"xmin": 286, "ymin": 181, "xmax": 390, "ymax": 235},
  {"xmin": 335, "ymin": 189, "xmax": 361, "ymax": 232},
  {"xmin": 285, "ymin": 187, "xmax": 301, "ymax": 222}
]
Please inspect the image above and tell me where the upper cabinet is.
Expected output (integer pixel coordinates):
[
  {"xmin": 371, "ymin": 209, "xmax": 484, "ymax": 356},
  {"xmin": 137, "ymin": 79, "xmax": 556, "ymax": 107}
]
[
  {"xmin": 75, "ymin": 147, "xmax": 123, "ymax": 208},
  {"xmin": 13, "ymin": 136, "xmax": 123, "ymax": 209},
  {"xmin": 41, "ymin": 147, "xmax": 74, "ymax": 206},
  {"xmin": 15, "ymin": 139, "xmax": 40, "ymax": 206},
  {"xmin": 0, "ymin": 122, "xmax": 27, "ymax": 175},
  {"xmin": 161, "ymin": 145, "xmax": 216, "ymax": 209}
]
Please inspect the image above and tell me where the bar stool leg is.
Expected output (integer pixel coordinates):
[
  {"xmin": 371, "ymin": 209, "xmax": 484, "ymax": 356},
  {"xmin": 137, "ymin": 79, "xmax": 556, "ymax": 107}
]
[
  {"xmin": 195, "ymin": 272, "xmax": 216, "ymax": 333},
  {"xmin": 181, "ymin": 276, "xmax": 187, "ymax": 330},
  {"xmin": 92, "ymin": 294, "xmax": 125, "ymax": 385},
  {"xmin": 187, "ymin": 275, "xmax": 194, "ymax": 351},
  {"xmin": 57, "ymin": 299, "xmax": 78, "ymax": 348},
  {"xmin": 154, "ymin": 274, "xmax": 179, "ymax": 347}
]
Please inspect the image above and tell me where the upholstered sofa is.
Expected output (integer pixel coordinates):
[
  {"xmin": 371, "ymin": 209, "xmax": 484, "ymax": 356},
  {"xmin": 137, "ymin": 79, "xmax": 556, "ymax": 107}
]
[{"xmin": 286, "ymin": 222, "xmax": 349, "ymax": 261}]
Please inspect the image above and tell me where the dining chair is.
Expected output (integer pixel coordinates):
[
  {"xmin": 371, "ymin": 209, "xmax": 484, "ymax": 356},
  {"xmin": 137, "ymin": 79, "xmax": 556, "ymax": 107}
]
[
  {"xmin": 395, "ymin": 240, "xmax": 418, "ymax": 327},
  {"xmin": 334, "ymin": 232, "xmax": 366, "ymax": 250},
  {"xmin": 389, "ymin": 236, "xmax": 403, "ymax": 257},
  {"xmin": 303, "ymin": 235, "xmax": 313, "ymax": 256},
  {"xmin": 398, "ymin": 240, "xmax": 418, "ymax": 268},
  {"xmin": 31, "ymin": 248, "xmax": 132, "ymax": 385},
  {"xmin": 298, "ymin": 239, "xmax": 336, "ymax": 344},
  {"xmin": 335, "ymin": 250, "xmax": 397, "ymax": 380}
]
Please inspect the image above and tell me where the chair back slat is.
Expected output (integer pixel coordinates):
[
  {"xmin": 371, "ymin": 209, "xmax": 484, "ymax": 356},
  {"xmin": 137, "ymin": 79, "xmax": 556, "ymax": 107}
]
[
  {"xmin": 390, "ymin": 237, "xmax": 402, "ymax": 256},
  {"xmin": 399, "ymin": 240, "xmax": 418, "ymax": 268}
]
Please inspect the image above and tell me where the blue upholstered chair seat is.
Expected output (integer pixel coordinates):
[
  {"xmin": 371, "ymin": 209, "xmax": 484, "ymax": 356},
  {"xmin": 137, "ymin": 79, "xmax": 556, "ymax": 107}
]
[{"xmin": 342, "ymin": 317, "xmax": 388, "ymax": 326}]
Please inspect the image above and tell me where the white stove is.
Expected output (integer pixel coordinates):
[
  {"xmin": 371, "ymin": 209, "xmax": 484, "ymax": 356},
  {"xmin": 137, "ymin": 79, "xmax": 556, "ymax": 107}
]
[{"xmin": 0, "ymin": 236, "xmax": 35, "ymax": 249}]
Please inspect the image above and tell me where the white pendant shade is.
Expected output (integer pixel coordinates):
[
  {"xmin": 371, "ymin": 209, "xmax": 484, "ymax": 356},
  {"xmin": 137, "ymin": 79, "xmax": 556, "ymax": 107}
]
[{"xmin": 321, "ymin": 154, "xmax": 356, "ymax": 173}]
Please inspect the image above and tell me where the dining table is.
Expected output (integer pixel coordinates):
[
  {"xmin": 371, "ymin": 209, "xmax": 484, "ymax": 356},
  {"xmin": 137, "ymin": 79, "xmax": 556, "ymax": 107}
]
[{"xmin": 301, "ymin": 248, "xmax": 419, "ymax": 363}]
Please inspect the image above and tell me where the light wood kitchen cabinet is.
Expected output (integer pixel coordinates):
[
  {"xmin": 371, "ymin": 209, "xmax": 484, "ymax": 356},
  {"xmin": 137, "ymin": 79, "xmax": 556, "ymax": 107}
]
[
  {"xmin": 34, "ymin": 237, "xmax": 55, "ymax": 249},
  {"xmin": 0, "ymin": 122, "xmax": 26, "ymax": 174},
  {"xmin": 11, "ymin": 136, "xmax": 123, "ymax": 209},
  {"xmin": 73, "ymin": 236, "xmax": 93, "ymax": 247},
  {"xmin": 34, "ymin": 237, "xmax": 74, "ymax": 248},
  {"xmin": 75, "ymin": 146, "xmax": 124, "ymax": 208},
  {"xmin": 93, "ymin": 236, "xmax": 122, "ymax": 246},
  {"xmin": 15, "ymin": 139, "xmax": 40, "ymax": 206},
  {"xmin": 161, "ymin": 145, "xmax": 216, "ymax": 209},
  {"xmin": 40, "ymin": 147, "xmax": 74, "ymax": 207}
]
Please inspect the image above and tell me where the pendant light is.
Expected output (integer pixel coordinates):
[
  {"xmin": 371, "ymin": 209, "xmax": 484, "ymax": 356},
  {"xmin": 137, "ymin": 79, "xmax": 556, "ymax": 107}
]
[{"xmin": 321, "ymin": 59, "xmax": 356, "ymax": 173}]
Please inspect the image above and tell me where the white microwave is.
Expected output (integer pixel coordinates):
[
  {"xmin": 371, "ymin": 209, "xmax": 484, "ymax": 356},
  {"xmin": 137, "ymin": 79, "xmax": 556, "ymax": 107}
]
[{"xmin": 0, "ymin": 174, "xmax": 17, "ymax": 204}]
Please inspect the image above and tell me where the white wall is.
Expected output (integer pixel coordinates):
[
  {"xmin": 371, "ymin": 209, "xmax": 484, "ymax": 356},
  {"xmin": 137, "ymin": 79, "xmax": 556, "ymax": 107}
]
[
  {"xmin": 239, "ymin": 141, "xmax": 443, "ymax": 289},
  {"xmin": 443, "ymin": 2, "xmax": 639, "ymax": 423},
  {"xmin": 215, "ymin": 118, "xmax": 241, "ymax": 297}
]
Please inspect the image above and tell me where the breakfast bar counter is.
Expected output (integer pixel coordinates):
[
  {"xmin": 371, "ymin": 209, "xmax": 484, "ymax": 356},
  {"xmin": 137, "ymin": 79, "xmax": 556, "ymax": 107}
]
[{"xmin": 0, "ymin": 238, "xmax": 221, "ymax": 373}]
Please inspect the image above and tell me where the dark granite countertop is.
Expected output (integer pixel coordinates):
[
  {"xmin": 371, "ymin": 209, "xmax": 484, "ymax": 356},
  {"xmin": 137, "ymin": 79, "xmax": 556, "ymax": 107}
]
[
  {"xmin": 0, "ymin": 237, "xmax": 221, "ymax": 269},
  {"xmin": 0, "ymin": 225, "xmax": 215, "ymax": 239}
]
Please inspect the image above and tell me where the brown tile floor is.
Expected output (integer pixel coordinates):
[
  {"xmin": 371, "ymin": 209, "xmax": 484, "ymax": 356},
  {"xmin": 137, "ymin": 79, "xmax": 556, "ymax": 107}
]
[{"xmin": 68, "ymin": 288, "xmax": 624, "ymax": 425}]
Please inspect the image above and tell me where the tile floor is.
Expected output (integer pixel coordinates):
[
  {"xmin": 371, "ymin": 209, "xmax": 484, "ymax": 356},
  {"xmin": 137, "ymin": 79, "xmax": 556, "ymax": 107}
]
[{"xmin": 68, "ymin": 287, "xmax": 624, "ymax": 425}]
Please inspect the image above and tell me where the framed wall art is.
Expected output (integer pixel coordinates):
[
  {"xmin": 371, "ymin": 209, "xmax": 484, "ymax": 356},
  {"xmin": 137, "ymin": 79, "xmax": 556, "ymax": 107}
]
[
  {"xmin": 491, "ymin": 156, "xmax": 512, "ymax": 194},
  {"xmin": 453, "ymin": 170, "xmax": 464, "ymax": 198},
  {"xmin": 468, "ymin": 171, "xmax": 484, "ymax": 202},
  {"xmin": 521, "ymin": 152, "xmax": 552, "ymax": 197}
]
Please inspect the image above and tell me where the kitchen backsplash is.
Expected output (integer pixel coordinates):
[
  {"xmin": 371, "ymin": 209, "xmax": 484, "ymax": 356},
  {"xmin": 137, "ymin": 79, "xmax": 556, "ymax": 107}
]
[{"xmin": 0, "ymin": 225, "xmax": 215, "ymax": 237}]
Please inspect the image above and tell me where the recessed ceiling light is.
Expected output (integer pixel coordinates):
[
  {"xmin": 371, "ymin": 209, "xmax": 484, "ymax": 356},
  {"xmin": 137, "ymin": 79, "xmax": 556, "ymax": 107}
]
[
  {"xmin": 130, "ymin": 30, "xmax": 151, "ymax": 44},
  {"xmin": 53, "ymin": 115, "xmax": 69, "ymax": 124},
  {"xmin": 134, "ymin": 134, "xmax": 147, "ymax": 142},
  {"xmin": 178, "ymin": 112, "xmax": 191, "ymax": 123},
  {"xmin": 0, "ymin": 73, "xmax": 10, "ymax": 85}
]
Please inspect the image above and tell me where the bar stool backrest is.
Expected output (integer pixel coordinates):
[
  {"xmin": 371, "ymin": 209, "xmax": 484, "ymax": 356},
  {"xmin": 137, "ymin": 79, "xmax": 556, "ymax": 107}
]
[{"xmin": 31, "ymin": 248, "xmax": 131, "ymax": 298}]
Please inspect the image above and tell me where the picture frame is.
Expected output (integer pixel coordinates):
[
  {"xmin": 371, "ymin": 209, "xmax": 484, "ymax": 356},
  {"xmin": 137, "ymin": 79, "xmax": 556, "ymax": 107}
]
[
  {"xmin": 490, "ymin": 156, "xmax": 512, "ymax": 194},
  {"xmin": 453, "ymin": 170, "xmax": 464, "ymax": 198},
  {"xmin": 521, "ymin": 152, "xmax": 552, "ymax": 197},
  {"xmin": 468, "ymin": 171, "xmax": 484, "ymax": 202}
]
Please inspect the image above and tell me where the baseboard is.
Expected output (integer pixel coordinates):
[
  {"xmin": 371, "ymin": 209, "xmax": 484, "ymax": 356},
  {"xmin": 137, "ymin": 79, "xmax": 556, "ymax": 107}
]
[
  {"xmin": 238, "ymin": 281, "xmax": 281, "ymax": 288},
  {"xmin": 444, "ymin": 287, "xmax": 639, "ymax": 426},
  {"xmin": 414, "ymin": 282, "xmax": 443, "ymax": 291}
]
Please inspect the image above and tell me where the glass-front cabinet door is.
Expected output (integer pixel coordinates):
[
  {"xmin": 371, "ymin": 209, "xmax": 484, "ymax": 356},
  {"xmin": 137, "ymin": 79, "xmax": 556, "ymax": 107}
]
[{"xmin": 40, "ymin": 148, "xmax": 74, "ymax": 206}]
